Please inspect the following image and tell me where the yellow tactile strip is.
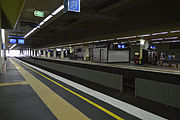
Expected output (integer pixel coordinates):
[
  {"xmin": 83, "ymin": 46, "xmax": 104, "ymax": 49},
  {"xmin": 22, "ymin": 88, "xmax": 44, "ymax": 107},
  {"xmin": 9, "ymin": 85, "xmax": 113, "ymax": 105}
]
[
  {"xmin": 0, "ymin": 81, "xmax": 28, "ymax": 87},
  {"xmin": 15, "ymin": 59, "xmax": 125, "ymax": 120},
  {"xmin": 10, "ymin": 59, "xmax": 90, "ymax": 120}
]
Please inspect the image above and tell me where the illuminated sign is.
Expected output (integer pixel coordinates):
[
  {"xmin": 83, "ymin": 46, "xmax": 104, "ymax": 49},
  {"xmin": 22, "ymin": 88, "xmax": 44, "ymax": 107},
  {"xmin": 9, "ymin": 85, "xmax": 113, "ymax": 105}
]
[
  {"xmin": 64, "ymin": 0, "xmax": 80, "ymax": 13},
  {"xmin": 118, "ymin": 44, "xmax": 125, "ymax": 49},
  {"xmin": 9, "ymin": 38, "xmax": 17, "ymax": 44},
  {"xmin": 150, "ymin": 46, "xmax": 156, "ymax": 49},
  {"xmin": 18, "ymin": 39, "xmax": 25, "ymax": 44},
  {"xmin": 34, "ymin": 10, "xmax": 44, "ymax": 17}
]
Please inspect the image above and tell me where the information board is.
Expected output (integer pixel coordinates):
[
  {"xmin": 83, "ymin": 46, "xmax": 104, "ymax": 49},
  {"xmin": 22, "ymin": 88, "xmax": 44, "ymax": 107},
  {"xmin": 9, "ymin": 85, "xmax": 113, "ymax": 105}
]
[
  {"xmin": 9, "ymin": 38, "xmax": 17, "ymax": 44},
  {"xmin": 64, "ymin": 0, "xmax": 80, "ymax": 12},
  {"xmin": 18, "ymin": 39, "xmax": 25, "ymax": 44}
]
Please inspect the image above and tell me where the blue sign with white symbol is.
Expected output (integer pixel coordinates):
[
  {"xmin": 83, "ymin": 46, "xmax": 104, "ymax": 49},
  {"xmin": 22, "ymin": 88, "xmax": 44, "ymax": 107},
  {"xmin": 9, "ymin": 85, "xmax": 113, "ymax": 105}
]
[
  {"xmin": 9, "ymin": 38, "xmax": 17, "ymax": 44},
  {"xmin": 64, "ymin": 0, "xmax": 80, "ymax": 13}
]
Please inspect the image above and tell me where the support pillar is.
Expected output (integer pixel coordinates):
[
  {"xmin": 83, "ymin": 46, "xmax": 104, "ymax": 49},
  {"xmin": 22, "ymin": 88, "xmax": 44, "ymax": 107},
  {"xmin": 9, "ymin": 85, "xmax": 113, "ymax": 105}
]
[
  {"xmin": 43, "ymin": 49, "xmax": 46, "ymax": 58},
  {"xmin": 83, "ymin": 45, "xmax": 89, "ymax": 61},
  {"xmin": 70, "ymin": 46, "xmax": 74, "ymax": 53},
  {"xmin": 47, "ymin": 49, "xmax": 50, "ymax": 58},
  {"xmin": 61, "ymin": 48, "xmax": 64, "ymax": 59},
  {"xmin": 53, "ymin": 49, "xmax": 57, "ymax": 58},
  {"xmin": 139, "ymin": 39, "xmax": 149, "ymax": 59}
]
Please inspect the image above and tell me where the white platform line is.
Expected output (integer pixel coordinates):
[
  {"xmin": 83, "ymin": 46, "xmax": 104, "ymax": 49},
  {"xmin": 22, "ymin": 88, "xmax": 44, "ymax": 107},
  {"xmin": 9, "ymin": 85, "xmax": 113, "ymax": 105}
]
[{"xmin": 15, "ymin": 58, "xmax": 167, "ymax": 120}]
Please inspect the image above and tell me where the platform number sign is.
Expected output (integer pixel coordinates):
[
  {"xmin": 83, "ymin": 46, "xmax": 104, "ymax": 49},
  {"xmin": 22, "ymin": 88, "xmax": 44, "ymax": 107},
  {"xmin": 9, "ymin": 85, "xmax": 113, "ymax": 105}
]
[{"xmin": 64, "ymin": 0, "xmax": 80, "ymax": 13}]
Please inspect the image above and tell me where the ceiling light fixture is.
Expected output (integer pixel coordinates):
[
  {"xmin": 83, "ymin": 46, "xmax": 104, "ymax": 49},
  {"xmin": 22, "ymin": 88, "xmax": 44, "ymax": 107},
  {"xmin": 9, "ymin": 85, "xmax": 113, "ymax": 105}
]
[
  {"xmin": 100, "ymin": 40, "xmax": 107, "ymax": 42},
  {"xmin": 10, "ymin": 44, "xmax": 17, "ymax": 50},
  {"xmin": 94, "ymin": 40, "xmax": 100, "ymax": 43},
  {"xmin": 161, "ymin": 41, "xmax": 172, "ymax": 43},
  {"xmin": 137, "ymin": 34, "xmax": 151, "ymax": 37},
  {"xmin": 170, "ymin": 30, "xmax": 180, "ymax": 33},
  {"xmin": 39, "ymin": 21, "xmax": 45, "ymax": 26},
  {"xmin": 172, "ymin": 40, "xmax": 180, "ymax": 42},
  {"xmin": 151, "ymin": 38, "xmax": 163, "ymax": 41},
  {"xmin": 117, "ymin": 36, "xmax": 137, "ymax": 40},
  {"xmin": 113, "ymin": 42, "xmax": 118, "ymax": 45},
  {"xmin": 152, "ymin": 42, "xmax": 160, "ymax": 44},
  {"xmin": 43, "ymin": 15, "xmax": 53, "ymax": 22},
  {"xmin": 152, "ymin": 32, "xmax": 168, "ymax": 36},
  {"xmin": 24, "ymin": 5, "xmax": 64, "ymax": 39},
  {"xmin": 140, "ymin": 39, "xmax": 145, "ymax": 45},
  {"xmin": 164, "ymin": 37, "xmax": 178, "ymax": 40},
  {"xmin": 52, "ymin": 5, "xmax": 64, "ymax": 15}
]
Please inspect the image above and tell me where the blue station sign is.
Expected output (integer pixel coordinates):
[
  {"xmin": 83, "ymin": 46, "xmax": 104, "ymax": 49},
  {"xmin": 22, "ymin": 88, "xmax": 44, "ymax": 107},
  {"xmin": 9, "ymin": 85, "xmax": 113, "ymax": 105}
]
[{"xmin": 64, "ymin": 0, "xmax": 80, "ymax": 13}]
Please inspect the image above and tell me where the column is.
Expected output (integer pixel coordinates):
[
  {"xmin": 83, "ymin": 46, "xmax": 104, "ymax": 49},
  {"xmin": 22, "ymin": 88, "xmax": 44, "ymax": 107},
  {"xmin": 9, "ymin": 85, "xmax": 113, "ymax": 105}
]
[
  {"xmin": 70, "ymin": 46, "xmax": 74, "ymax": 53},
  {"xmin": 83, "ymin": 45, "xmax": 90, "ymax": 61},
  {"xmin": 0, "ymin": 11, "xmax": 4, "ymax": 73},
  {"xmin": 61, "ymin": 48, "xmax": 64, "ymax": 59},
  {"xmin": 29, "ymin": 48, "xmax": 31, "ymax": 56},
  {"xmin": 43, "ymin": 49, "xmax": 46, "ymax": 58},
  {"xmin": 139, "ymin": 39, "xmax": 149, "ymax": 59},
  {"xmin": 47, "ymin": 49, "xmax": 50, "ymax": 58},
  {"xmin": 53, "ymin": 49, "xmax": 57, "ymax": 58}
]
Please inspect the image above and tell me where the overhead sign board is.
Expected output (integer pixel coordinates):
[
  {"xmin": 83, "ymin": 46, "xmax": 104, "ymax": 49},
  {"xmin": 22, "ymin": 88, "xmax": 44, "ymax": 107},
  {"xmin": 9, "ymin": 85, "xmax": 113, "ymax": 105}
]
[
  {"xmin": 18, "ymin": 39, "xmax": 25, "ymax": 44},
  {"xmin": 34, "ymin": 10, "xmax": 44, "ymax": 17},
  {"xmin": 64, "ymin": 0, "xmax": 80, "ymax": 13},
  {"xmin": 9, "ymin": 38, "xmax": 17, "ymax": 44}
]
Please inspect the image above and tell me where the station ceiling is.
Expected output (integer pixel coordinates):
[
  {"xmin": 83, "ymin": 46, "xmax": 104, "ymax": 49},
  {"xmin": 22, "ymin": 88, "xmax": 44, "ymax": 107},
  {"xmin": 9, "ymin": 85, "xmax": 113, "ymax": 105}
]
[{"xmin": 10, "ymin": 0, "xmax": 180, "ymax": 49}]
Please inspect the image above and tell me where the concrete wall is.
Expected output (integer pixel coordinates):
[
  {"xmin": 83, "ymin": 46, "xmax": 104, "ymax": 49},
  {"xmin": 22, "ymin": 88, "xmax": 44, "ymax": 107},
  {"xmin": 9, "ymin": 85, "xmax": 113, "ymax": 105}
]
[
  {"xmin": 135, "ymin": 78, "xmax": 180, "ymax": 109},
  {"xmin": 21, "ymin": 58, "xmax": 123, "ymax": 92},
  {"xmin": 93, "ymin": 48, "xmax": 108, "ymax": 62},
  {"xmin": 108, "ymin": 50, "xmax": 129, "ymax": 63}
]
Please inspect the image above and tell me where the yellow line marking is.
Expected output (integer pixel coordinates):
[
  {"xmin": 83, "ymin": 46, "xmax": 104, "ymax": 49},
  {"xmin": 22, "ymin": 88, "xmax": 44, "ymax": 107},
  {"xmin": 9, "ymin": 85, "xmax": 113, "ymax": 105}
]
[
  {"xmin": 10, "ymin": 59, "xmax": 90, "ymax": 120},
  {"xmin": 0, "ymin": 81, "xmax": 28, "ymax": 87},
  {"xmin": 15, "ymin": 59, "xmax": 124, "ymax": 120}
]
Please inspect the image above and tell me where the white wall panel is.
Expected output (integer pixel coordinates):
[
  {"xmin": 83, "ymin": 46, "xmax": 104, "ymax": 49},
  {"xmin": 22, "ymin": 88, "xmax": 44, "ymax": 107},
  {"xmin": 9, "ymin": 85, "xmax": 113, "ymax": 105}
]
[{"xmin": 108, "ymin": 50, "xmax": 129, "ymax": 62}]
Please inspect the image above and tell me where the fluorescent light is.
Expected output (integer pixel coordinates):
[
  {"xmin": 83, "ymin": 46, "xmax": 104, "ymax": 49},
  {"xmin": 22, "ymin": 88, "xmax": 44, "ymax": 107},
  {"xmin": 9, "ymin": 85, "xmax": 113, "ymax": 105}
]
[
  {"xmin": 172, "ymin": 40, "xmax": 180, "ymax": 42},
  {"xmin": 24, "ymin": 28, "xmax": 38, "ymax": 38},
  {"xmin": 10, "ymin": 44, "xmax": 17, "ymax": 50},
  {"xmin": 152, "ymin": 42, "xmax": 160, "ymax": 44},
  {"xmin": 140, "ymin": 39, "xmax": 145, "ymax": 45},
  {"xmin": 1, "ymin": 29, "xmax": 5, "ymax": 44},
  {"xmin": 24, "ymin": 5, "xmax": 65, "ymax": 39},
  {"xmin": 117, "ymin": 36, "xmax": 137, "ymax": 40},
  {"xmin": 164, "ymin": 37, "xmax": 178, "ymax": 40},
  {"xmin": 52, "ymin": 5, "xmax": 64, "ymax": 15},
  {"xmin": 39, "ymin": 21, "xmax": 45, "ymax": 26},
  {"xmin": 129, "ymin": 41, "xmax": 137, "ymax": 43},
  {"xmin": 36, "ymin": 25, "xmax": 40, "ymax": 28},
  {"xmin": 43, "ymin": 15, "xmax": 53, "ymax": 22},
  {"xmin": 56, "ymin": 48, "xmax": 61, "ymax": 51},
  {"xmin": 137, "ymin": 34, "xmax": 151, "ymax": 37},
  {"xmin": 87, "ymin": 41, "xmax": 93, "ymax": 44},
  {"xmin": 94, "ymin": 40, "xmax": 100, "ymax": 42},
  {"xmin": 170, "ymin": 30, "xmax": 180, "ymax": 33},
  {"xmin": 113, "ymin": 42, "xmax": 118, "ymax": 45},
  {"xmin": 106, "ymin": 39, "xmax": 115, "ymax": 41},
  {"xmin": 151, "ymin": 38, "xmax": 163, "ymax": 41},
  {"xmin": 152, "ymin": 32, "xmax": 168, "ymax": 36},
  {"xmin": 100, "ymin": 40, "xmax": 107, "ymax": 42},
  {"xmin": 161, "ymin": 41, "xmax": 172, "ymax": 43}
]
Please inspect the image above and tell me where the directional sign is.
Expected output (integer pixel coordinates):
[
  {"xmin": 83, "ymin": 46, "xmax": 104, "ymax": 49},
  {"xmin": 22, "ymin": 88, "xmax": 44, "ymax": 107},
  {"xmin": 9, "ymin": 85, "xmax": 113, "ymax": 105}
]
[
  {"xmin": 34, "ymin": 10, "xmax": 44, "ymax": 17},
  {"xmin": 64, "ymin": 0, "xmax": 80, "ymax": 13}
]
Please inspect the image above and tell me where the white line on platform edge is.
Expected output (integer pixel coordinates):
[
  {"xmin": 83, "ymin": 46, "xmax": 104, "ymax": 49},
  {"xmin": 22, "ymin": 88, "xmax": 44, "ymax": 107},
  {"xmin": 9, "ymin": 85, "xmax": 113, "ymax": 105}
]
[{"xmin": 15, "ymin": 58, "xmax": 167, "ymax": 120}]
